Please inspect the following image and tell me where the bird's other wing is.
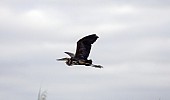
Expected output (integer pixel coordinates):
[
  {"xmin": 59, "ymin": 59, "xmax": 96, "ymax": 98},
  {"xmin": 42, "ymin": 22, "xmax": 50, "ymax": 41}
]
[
  {"xmin": 74, "ymin": 34, "xmax": 99, "ymax": 60},
  {"xmin": 64, "ymin": 52, "xmax": 75, "ymax": 57}
]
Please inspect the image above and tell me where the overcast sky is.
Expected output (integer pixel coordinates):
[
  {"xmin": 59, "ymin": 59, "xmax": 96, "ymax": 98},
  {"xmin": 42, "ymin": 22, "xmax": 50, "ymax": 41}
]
[{"xmin": 0, "ymin": 0, "xmax": 170, "ymax": 100}]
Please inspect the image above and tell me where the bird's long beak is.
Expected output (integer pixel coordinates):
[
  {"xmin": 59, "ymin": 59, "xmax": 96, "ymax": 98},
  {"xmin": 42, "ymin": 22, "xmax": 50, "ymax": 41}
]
[{"xmin": 56, "ymin": 57, "xmax": 68, "ymax": 61}]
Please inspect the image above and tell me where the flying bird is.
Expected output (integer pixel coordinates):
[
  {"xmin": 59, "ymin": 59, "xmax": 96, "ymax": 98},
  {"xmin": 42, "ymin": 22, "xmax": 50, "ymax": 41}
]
[{"xmin": 57, "ymin": 34, "xmax": 103, "ymax": 68}]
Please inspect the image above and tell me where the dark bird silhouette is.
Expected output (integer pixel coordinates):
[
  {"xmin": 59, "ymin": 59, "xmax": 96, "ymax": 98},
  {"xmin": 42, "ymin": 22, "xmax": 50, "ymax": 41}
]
[{"xmin": 57, "ymin": 34, "xmax": 103, "ymax": 68}]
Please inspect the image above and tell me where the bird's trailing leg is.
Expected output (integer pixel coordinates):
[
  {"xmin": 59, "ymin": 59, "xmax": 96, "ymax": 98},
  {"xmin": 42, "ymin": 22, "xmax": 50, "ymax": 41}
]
[{"xmin": 91, "ymin": 64, "xmax": 103, "ymax": 68}]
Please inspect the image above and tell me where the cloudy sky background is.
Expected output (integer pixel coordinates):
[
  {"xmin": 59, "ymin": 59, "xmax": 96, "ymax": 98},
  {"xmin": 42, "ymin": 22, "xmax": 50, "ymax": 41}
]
[{"xmin": 0, "ymin": 0, "xmax": 170, "ymax": 100}]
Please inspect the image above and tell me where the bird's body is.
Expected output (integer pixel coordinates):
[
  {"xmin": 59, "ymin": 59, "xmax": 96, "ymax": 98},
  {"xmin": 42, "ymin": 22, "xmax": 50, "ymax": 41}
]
[{"xmin": 57, "ymin": 34, "xmax": 103, "ymax": 68}]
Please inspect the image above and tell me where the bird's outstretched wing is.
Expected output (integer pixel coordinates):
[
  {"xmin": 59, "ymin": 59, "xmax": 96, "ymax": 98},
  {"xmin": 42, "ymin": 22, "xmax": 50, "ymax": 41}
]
[{"xmin": 74, "ymin": 34, "xmax": 98, "ymax": 60}]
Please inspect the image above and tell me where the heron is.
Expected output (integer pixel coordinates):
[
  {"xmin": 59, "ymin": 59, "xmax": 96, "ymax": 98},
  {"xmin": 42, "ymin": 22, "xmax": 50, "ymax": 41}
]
[{"xmin": 57, "ymin": 34, "xmax": 103, "ymax": 68}]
